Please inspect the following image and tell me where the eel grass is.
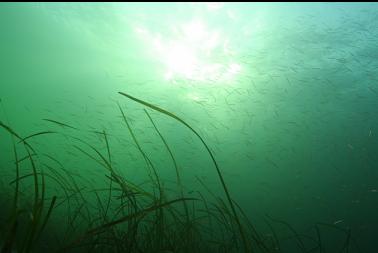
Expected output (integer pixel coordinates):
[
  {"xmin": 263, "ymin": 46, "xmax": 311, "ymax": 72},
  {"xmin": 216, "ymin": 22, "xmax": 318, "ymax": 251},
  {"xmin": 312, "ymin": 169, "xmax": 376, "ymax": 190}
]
[
  {"xmin": 118, "ymin": 91, "xmax": 251, "ymax": 253},
  {"xmin": 0, "ymin": 92, "xmax": 357, "ymax": 253}
]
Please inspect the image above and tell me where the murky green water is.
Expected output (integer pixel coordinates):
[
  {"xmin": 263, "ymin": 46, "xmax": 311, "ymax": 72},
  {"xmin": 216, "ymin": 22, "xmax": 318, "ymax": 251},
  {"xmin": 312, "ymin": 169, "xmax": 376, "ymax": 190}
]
[{"xmin": 1, "ymin": 3, "xmax": 377, "ymax": 252}]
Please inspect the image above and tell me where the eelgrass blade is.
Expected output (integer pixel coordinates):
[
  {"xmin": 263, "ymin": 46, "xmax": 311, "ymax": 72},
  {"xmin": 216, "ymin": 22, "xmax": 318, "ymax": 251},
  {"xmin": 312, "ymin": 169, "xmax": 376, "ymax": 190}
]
[
  {"xmin": 263, "ymin": 216, "xmax": 281, "ymax": 252},
  {"xmin": 0, "ymin": 121, "xmax": 35, "ymax": 152},
  {"xmin": 21, "ymin": 150, "xmax": 43, "ymax": 253},
  {"xmin": 118, "ymin": 91, "xmax": 250, "ymax": 252},
  {"xmin": 316, "ymin": 222, "xmax": 358, "ymax": 253},
  {"xmin": 267, "ymin": 214, "xmax": 307, "ymax": 253},
  {"xmin": 66, "ymin": 198, "xmax": 197, "ymax": 250},
  {"xmin": 117, "ymin": 103, "xmax": 162, "ymax": 192},
  {"xmin": 34, "ymin": 196, "xmax": 57, "ymax": 244},
  {"xmin": 315, "ymin": 224, "xmax": 323, "ymax": 253},
  {"xmin": 42, "ymin": 118, "xmax": 78, "ymax": 130},
  {"xmin": 26, "ymin": 147, "xmax": 39, "ymax": 213},
  {"xmin": 144, "ymin": 109, "xmax": 190, "ymax": 220},
  {"xmin": 18, "ymin": 131, "xmax": 57, "ymax": 143},
  {"xmin": 15, "ymin": 153, "xmax": 37, "ymax": 165},
  {"xmin": 1, "ymin": 145, "xmax": 20, "ymax": 253},
  {"xmin": 12, "ymin": 145, "xmax": 20, "ymax": 213}
]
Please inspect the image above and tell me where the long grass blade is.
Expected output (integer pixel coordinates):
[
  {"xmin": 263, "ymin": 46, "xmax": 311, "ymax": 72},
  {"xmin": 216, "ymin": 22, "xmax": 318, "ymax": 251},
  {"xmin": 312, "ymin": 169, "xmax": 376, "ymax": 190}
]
[
  {"xmin": 42, "ymin": 119, "xmax": 78, "ymax": 130},
  {"xmin": 18, "ymin": 131, "xmax": 57, "ymax": 143},
  {"xmin": 118, "ymin": 91, "xmax": 250, "ymax": 252}
]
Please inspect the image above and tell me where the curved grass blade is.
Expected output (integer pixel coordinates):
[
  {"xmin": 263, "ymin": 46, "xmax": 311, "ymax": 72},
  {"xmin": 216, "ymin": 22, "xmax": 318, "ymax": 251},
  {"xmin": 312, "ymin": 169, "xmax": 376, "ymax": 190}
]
[
  {"xmin": 63, "ymin": 198, "xmax": 197, "ymax": 251},
  {"xmin": 15, "ymin": 153, "xmax": 37, "ymax": 165},
  {"xmin": 0, "ymin": 120, "xmax": 23, "ymax": 140},
  {"xmin": 18, "ymin": 131, "xmax": 57, "ymax": 143},
  {"xmin": 0, "ymin": 121, "xmax": 35, "ymax": 152},
  {"xmin": 12, "ymin": 145, "xmax": 20, "ymax": 212},
  {"xmin": 34, "ymin": 196, "xmax": 57, "ymax": 244},
  {"xmin": 315, "ymin": 224, "xmax": 323, "ymax": 253},
  {"xmin": 263, "ymin": 216, "xmax": 281, "ymax": 252},
  {"xmin": 118, "ymin": 91, "xmax": 250, "ymax": 252},
  {"xmin": 316, "ymin": 222, "xmax": 357, "ymax": 253},
  {"xmin": 1, "ymin": 144, "xmax": 20, "ymax": 253},
  {"xmin": 144, "ymin": 109, "xmax": 190, "ymax": 220},
  {"xmin": 266, "ymin": 214, "xmax": 306, "ymax": 253},
  {"xmin": 42, "ymin": 119, "xmax": 78, "ymax": 130},
  {"xmin": 117, "ymin": 103, "xmax": 160, "ymax": 185}
]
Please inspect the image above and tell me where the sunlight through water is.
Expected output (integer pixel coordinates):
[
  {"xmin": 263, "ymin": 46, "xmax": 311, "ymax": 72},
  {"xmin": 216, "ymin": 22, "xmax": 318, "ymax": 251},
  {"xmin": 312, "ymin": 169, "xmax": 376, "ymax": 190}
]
[{"xmin": 133, "ymin": 4, "xmax": 242, "ymax": 84}]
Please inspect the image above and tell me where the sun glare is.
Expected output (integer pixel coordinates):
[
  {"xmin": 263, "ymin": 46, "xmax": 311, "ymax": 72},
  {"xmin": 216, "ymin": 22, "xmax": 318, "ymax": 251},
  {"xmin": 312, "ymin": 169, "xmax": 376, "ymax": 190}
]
[{"xmin": 134, "ymin": 11, "xmax": 241, "ymax": 83}]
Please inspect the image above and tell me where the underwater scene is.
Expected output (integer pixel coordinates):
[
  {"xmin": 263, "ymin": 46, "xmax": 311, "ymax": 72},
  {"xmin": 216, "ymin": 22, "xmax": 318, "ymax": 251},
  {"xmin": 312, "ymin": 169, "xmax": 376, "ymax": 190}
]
[{"xmin": 0, "ymin": 2, "xmax": 377, "ymax": 253}]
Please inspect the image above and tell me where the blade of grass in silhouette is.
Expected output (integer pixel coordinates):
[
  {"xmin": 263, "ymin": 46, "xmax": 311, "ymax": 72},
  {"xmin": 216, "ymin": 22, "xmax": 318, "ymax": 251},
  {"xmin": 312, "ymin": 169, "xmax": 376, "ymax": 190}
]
[
  {"xmin": 27, "ymin": 148, "xmax": 39, "ymax": 212},
  {"xmin": 73, "ymin": 144, "xmax": 107, "ymax": 169},
  {"xmin": 118, "ymin": 91, "xmax": 249, "ymax": 253},
  {"xmin": 282, "ymin": 233, "xmax": 320, "ymax": 251},
  {"xmin": 21, "ymin": 148, "xmax": 44, "ymax": 253},
  {"xmin": 72, "ymin": 136, "xmax": 112, "ymax": 170},
  {"xmin": 62, "ymin": 197, "xmax": 197, "ymax": 251},
  {"xmin": 72, "ymin": 134, "xmax": 153, "ymax": 201},
  {"xmin": 263, "ymin": 216, "xmax": 281, "ymax": 252},
  {"xmin": 0, "ymin": 120, "xmax": 35, "ymax": 152},
  {"xmin": 144, "ymin": 109, "xmax": 190, "ymax": 221},
  {"xmin": 101, "ymin": 130, "xmax": 114, "ymax": 222},
  {"xmin": 0, "ymin": 121, "xmax": 23, "ymax": 140},
  {"xmin": 9, "ymin": 168, "xmax": 71, "ymax": 224},
  {"xmin": 267, "ymin": 214, "xmax": 306, "ymax": 253},
  {"xmin": 104, "ymin": 179, "xmax": 113, "ymax": 223},
  {"xmin": 315, "ymin": 224, "xmax": 323, "ymax": 253},
  {"xmin": 42, "ymin": 153, "xmax": 64, "ymax": 168},
  {"xmin": 42, "ymin": 164, "xmax": 72, "ymax": 197},
  {"xmin": 42, "ymin": 118, "xmax": 78, "ymax": 130},
  {"xmin": 118, "ymin": 103, "xmax": 162, "ymax": 192},
  {"xmin": 41, "ymin": 155, "xmax": 78, "ymax": 210},
  {"xmin": 102, "ymin": 130, "xmax": 112, "ymax": 165},
  {"xmin": 55, "ymin": 162, "xmax": 92, "ymax": 225},
  {"xmin": 41, "ymin": 156, "xmax": 80, "ymax": 214},
  {"xmin": 15, "ymin": 153, "xmax": 37, "ymax": 165},
  {"xmin": 232, "ymin": 199, "xmax": 269, "ymax": 252},
  {"xmin": 34, "ymin": 195, "xmax": 57, "ymax": 244},
  {"xmin": 94, "ymin": 191, "xmax": 109, "ymax": 225},
  {"xmin": 197, "ymin": 191, "xmax": 215, "ymax": 241},
  {"xmin": 73, "ymin": 136, "xmax": 124, "ymax": 185},
  {"xmin": 12, "ymin": 145, "xmax": 20, "ymax": 213},
  {"xmin": 1, "ymin": 144, "xmax": 20, "ymax": 253},
  {"xmin": 316, "ymin": 222, "xmax": 356, "ymax": 253},
  {"xmin": 18, "ymin": 131, "xmax": 57, "ymax": 143},
  {"xmin": 10, "ymin": 172, "xmax": 65, "ymax": 188},
  {"xmin": 63, "ymin": 201, "xmax": 87, "ymax": 240},
  {"xmin": 340, "ymin": 228, "xmax": 351, "ymax": 253}
]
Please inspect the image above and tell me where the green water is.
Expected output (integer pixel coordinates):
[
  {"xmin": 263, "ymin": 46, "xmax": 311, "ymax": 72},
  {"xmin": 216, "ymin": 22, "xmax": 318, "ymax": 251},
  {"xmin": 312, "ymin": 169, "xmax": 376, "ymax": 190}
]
[{"xmin": 1, "ymin": 2, "xmax": 378, "ymax": 252}]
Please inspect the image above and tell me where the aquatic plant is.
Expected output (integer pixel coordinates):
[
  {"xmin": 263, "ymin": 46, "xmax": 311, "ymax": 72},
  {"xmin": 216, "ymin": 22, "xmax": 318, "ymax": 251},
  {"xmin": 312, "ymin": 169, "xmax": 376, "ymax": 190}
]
[{"xmin": 0, "ymin": 94, "xmax": 355, "ymax": 253}]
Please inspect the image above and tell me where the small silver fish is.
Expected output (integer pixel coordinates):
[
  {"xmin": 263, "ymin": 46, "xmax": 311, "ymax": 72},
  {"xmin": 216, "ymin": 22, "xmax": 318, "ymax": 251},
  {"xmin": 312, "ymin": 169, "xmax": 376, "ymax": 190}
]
[{"xmin": 333, "ymin": 220, "xmax": 343, "ymax": 225}]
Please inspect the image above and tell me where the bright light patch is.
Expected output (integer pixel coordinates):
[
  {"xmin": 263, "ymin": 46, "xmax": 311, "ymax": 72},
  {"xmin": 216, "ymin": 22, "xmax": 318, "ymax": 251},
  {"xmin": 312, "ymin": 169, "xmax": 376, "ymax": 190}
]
[
  {"xmin": 206, "ymin": 2, "xmax": 224, "ymax": 11},
  {"xmin": 183, "ymin": 20, "xmax": 206, "ymax": 42},
  {"xmin": 164, "ymin": 71, "xmax": 173, "ymax": 81},
  {"xmin": 202, "ymin": 31, "xmax": 220, "ymax": 54},
  {"xmin": 188, "ymin": 2, "xmax": 224, "ymax": 11},
  {"xmin": 134, "ymin": 26, "xmax": 148, "ymax": 36},
  {"xmin": 165, "ymin": 42, "xmax": 198, "ymax": 78},
  {"xmin": 187, "ymin": 92, "xmax": 201, "ymax": 102},
  {"xmin": 228, "ymin": 63, "xmax": 241, "ymax": 74},
  {"xmin": 134, "ymin": 13, "xmax": 242, "ymax": 83}
]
